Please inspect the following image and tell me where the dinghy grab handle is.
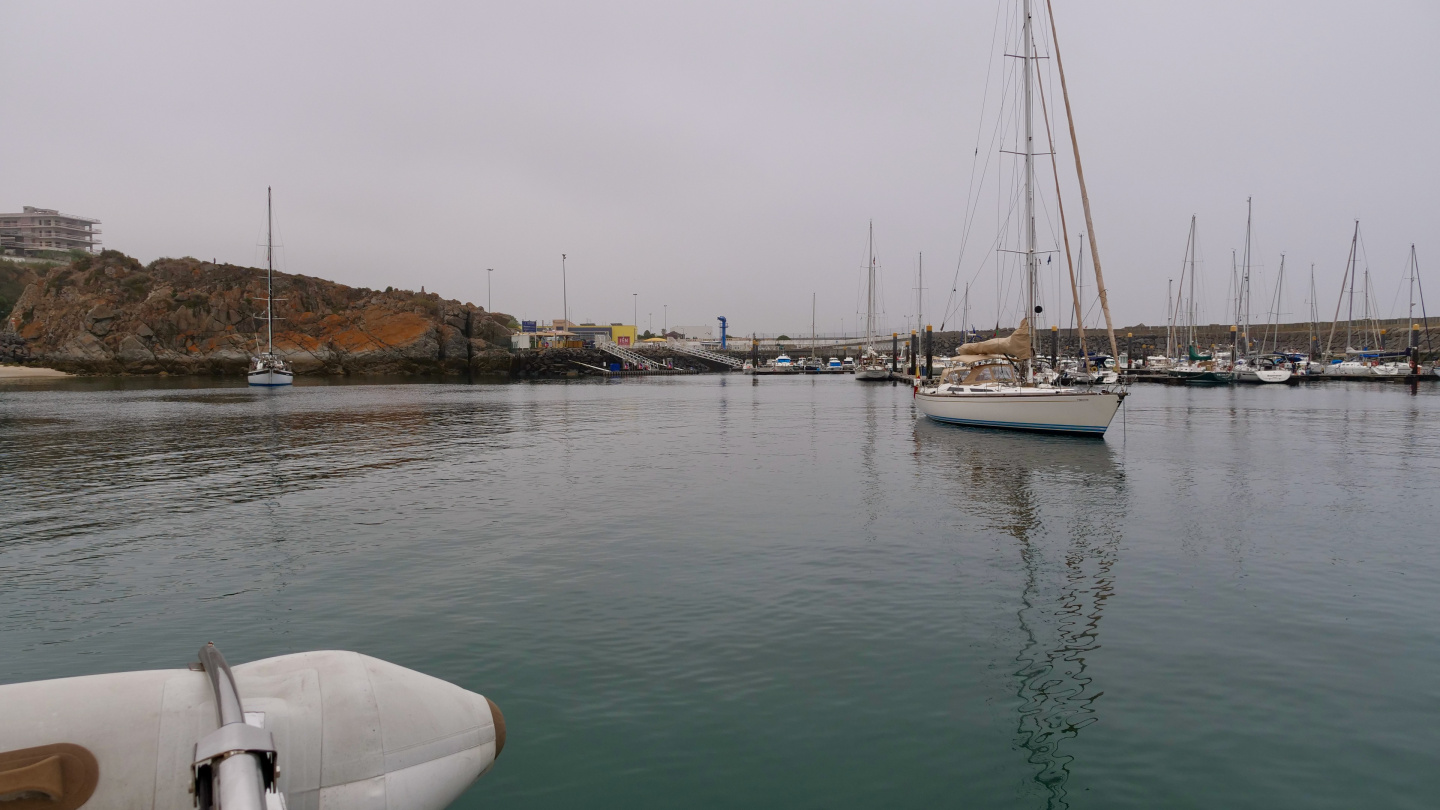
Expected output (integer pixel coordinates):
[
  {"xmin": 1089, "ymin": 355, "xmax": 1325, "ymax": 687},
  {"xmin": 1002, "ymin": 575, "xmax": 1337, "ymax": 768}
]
[{"xmin": 192, "ymin": 643, "xmax": 280, "ymax": 810}]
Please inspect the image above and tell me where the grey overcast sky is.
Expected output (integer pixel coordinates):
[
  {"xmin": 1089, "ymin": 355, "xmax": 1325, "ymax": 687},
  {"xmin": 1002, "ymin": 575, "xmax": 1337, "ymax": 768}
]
[{"xmin": 4, "ymin": 1, "xmax": 1438, "ymax": 336}]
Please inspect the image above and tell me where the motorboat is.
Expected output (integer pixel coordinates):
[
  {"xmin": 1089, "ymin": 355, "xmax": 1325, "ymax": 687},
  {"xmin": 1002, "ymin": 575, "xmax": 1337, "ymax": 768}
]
[
  {"xmin": 1233, "ymin": 355, "xmax": 1293, "ymax": 384},
  {"xmin": 1320, "ymin": 359, "xmax": 1377, "ymax": 377},
  {"xmin": 1167, "ymin": 364, "xmax": 1234, "ymax": 384}
]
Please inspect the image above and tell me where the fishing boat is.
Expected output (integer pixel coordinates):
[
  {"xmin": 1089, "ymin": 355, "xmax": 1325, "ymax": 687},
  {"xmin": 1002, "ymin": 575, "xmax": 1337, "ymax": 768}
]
[
  {"xmin": 917, "ymin": 0, "xmax": 1122, "ymax": 436},
  {"xmin": 248, "ymin": 187, "xmax": 294, "ymax": 387},
  {"xmin": 856, "ymin": 223, "xmax": 890, "ymax": 380},
  {"xmin": 828, "ymin": 357, "xmax": 843, "ymax": 372},
  {"xmin": 774, "ymin": 353, "xmax": 793, "ymax": 369}
]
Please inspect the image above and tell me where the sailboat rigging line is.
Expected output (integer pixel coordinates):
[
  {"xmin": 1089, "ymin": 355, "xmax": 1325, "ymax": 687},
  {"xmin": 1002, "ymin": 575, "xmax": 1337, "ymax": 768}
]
[
  {"xmin": 942, "ymin": 0, "xmax": 1012, "ymax": 330},
  {"xmin": 1414, "ymin": 247, "xmax": 1434, "ymax": 351},
  {"xmin": 1324, "ymin": 222, "xmax": 1360, "ymax": 358},
  {"xmin": 1168, "ymin": 217, "xmax": 1196, "ymax": 358},
  {"xmin": 1033, "ymin": 39, "xmax": 1088, "ymax": 370},
  {"xmin": 1045, "ymin": 0, "xmax": 1118, "ymax": 362}
]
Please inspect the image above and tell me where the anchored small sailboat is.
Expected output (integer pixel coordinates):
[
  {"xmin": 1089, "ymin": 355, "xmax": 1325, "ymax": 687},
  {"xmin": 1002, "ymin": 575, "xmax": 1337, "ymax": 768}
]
[
  {"xmin": 1230, "ymin": 199, "xmax": 1291, "ymax": 384},
  {"xmin": 856, "ymin": 222, "xmax": 890, "ymax": 380},
  {"xmin": 916, "ymin": 0, "xmax": 1123, "ymax": 436},
  {"xmin": 248, "ymin": 187, "xmax": 294, "ymax": 387}
]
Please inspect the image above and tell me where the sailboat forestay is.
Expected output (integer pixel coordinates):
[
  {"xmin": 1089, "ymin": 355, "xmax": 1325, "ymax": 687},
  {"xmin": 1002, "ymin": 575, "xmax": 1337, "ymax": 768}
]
[
  {"xmin": 915, "ymin": 0, "xmax": 1123, "ymax": 436},
  {"xmin": 248, "ymin": 187, "xmax": 294, "ymax": 387}
]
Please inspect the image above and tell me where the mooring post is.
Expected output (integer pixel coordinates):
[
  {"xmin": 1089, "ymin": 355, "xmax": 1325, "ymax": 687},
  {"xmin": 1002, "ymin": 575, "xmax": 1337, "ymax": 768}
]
[
  {"xmin": 909, "ymin": 330, "xmax": 917, "ymax": 377},
  {"xmin": 1126, "ymin": 332, "xmax": 1134, "ymax": 369},
  {"xmin": 892, "ymin": 333, "xmax": 898, "ymax": 373},
  {"xmin": 925, "ymin": 325, "xmax": 933, "ymax": 380},
  {"xmin": 1230, "ymin": 325, "xmax": 1238, "ymax": 366},
  {"xmin": 1050, "ymin": 325, "xmax": 1058, "ymax": 366},
  {"xmin": 1411, "ymin": 323, "xmax": 1420, "ymax": 374}
]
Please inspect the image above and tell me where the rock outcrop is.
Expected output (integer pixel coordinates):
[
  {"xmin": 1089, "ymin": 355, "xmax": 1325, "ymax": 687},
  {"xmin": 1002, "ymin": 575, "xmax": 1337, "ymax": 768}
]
[{"xmin": 7, "ymin": 251, "xmax": 516, "ymax": 376}]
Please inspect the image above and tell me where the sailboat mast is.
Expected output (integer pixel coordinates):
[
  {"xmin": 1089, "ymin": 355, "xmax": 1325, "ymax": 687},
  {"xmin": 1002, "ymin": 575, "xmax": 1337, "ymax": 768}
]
[
  {"xmin": 1309, "ymin": 263, "xmax": 1317, "ymax": 357},
  {"xmin": 865, "ymin": 221, "xmax": 876, "ymax": 351},
  {"xmin": 1188, "ymin": 216, "xmax": 1197, "ymax": 351},
  {"xmin": 1410, "ymin": 244, "xmax": 1417, "ymax": 325},
  {"xmin": 1166, "ymin": 278, "xmax": 1174, "ymax": 359},
  {"xmin": 962, "ymin": 283, "xmax": 969, "ymax": 339},
  {"xmin": 1346, "ymin": 222, "xmax": 1358, "ymax": 352},
  {"xmin": 266, "ymin": 186, "xmax": 274, "ymax": 354},
  {"xmin": 1022, "ymin": 0, "xmax": 1037, "ymax": 376},
  {"xmin": 1241, "ymin": 197, "xmax": 1252, "ymax": 359},
  {"xmin": 1077, "ymin": 236, "xmax": 1085, "ymax": 359}
]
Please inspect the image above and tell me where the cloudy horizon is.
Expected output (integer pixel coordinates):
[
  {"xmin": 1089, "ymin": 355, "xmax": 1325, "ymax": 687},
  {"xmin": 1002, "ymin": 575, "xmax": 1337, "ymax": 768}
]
[{"xmin": 4, "ymin": 1, "xmax": 1437, "ymax": 336}]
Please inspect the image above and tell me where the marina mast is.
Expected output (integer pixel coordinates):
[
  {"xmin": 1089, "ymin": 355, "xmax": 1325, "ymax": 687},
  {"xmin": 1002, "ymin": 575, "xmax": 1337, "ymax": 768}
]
[{"xmin": 1022, "ymin": 0, "xmax": 1038, "ymax": 377}]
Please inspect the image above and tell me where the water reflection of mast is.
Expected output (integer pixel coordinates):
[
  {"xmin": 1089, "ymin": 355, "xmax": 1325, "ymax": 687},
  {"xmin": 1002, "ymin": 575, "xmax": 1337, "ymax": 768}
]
[
  {"xmin": 1011, "ymin": 483, "xmax": 1121, "ymax": 810},
  {"xmin": 918, "ymin": 421, "xmax": 1124, "ymax": 808}
]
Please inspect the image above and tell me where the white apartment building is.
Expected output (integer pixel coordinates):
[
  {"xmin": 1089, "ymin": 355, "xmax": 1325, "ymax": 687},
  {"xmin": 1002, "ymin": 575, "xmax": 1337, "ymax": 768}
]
[{"xmin": 0, "ymin": 206, "xmax": 102, "ymax": 255}]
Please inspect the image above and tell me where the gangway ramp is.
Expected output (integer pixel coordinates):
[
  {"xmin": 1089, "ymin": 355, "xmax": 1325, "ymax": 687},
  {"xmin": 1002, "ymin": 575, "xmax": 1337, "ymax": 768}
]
[
  {"xmin": 673, "ymin": 344, "xmax": 744, "ymax": 369},
  {"xmin": 596, "ymin": 342, "xmax": 662, "ymax": 370}
]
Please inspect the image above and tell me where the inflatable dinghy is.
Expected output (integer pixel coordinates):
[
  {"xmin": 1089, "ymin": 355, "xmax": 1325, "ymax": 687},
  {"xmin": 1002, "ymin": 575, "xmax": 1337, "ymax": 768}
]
[{"xmin": 0, "ymin": 644, "xmax": 504, "ymax": 810}]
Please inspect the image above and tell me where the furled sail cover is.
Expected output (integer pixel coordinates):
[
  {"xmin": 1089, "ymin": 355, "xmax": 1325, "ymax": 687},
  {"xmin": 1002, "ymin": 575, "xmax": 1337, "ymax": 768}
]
[{"xmin": 951, "ymin": 318, "xmax": 1032, "ymax": 362}]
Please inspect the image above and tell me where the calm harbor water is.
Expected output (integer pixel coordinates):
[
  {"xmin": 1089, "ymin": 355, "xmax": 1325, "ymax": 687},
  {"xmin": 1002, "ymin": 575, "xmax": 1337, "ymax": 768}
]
[{"xmin": 2, "ymin": 374, "xmax": 1438, "ymax": 808}]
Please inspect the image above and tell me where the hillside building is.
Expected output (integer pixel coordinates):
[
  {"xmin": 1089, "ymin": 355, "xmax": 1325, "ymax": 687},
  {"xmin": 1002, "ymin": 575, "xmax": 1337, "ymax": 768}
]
[{"xmin": 0, "ymin": 206, "xmax": 102, "ymax": 256}]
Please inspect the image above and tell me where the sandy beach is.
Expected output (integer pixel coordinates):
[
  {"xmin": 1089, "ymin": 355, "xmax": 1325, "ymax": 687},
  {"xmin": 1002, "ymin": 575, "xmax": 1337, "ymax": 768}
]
[{"xmin": 0, "ymin": 365, "xmax": 71, "ymax": 379}]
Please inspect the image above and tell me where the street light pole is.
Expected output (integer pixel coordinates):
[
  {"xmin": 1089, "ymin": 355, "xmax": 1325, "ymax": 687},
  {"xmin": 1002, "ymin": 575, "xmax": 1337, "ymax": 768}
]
[
  {"xmin": 633, "ymin": 293, "xmax": 638, "ymax": 336},
  {"xmin": 561, "ymin": 254, "xmax": 567, "ymax": 329},
  {"xmin": 487, "ymin": 268, "xmax": 493, "ymax": 313}
]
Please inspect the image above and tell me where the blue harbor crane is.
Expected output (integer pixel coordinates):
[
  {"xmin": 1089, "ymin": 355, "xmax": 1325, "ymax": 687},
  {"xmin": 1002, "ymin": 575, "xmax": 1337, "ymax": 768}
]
[{"xmin": 717, "ymin": 316, "xmax": 729, "ymax": 349}]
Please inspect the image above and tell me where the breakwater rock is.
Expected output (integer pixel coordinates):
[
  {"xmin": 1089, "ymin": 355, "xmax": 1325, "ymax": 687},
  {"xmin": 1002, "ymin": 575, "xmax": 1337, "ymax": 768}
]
[{"xmin": 6, "ymin": 251, "xmax": 516, "ymax": 376}]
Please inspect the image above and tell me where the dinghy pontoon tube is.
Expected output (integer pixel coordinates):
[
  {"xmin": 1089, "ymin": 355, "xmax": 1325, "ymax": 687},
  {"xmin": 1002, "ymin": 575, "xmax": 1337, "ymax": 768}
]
[{"xmin": 0, "ymin": 645, "xmax": 504, "ymax": 810}]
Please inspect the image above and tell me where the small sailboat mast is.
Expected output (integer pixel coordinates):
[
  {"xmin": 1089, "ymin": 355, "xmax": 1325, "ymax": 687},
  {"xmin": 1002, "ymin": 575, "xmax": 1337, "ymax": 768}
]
[
  {"xmin": 266, "ymin": 186, "xmax": 274, "ymax": 355},
  {"xmin": 865, "ymin": 221, "xmax": 876, "ymax": 354},
  {"xmin": 247, "ymin": 187, "xmax": 294, "ymax": 387},
  {"xmin": 1240, "ymin": 197, "xmax": 1253, "ymax": 361}
]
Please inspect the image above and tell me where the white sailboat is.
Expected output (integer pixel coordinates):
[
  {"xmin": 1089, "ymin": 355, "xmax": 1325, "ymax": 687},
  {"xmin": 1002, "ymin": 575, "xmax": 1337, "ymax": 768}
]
[
  {"xmin": 248, "ymin": 187, "xmax": 294, "ymax": 387},
  {"xmin": 856, "ymin": 222, "xmax": 890, "ymax": 380},
  {"xmin": 1231, "ymin": 199, "xmax": 1291, "ymax": 384},
  {"xmin": 915, "ymin": 0, "xmax": 1122, "ymax": 436}
]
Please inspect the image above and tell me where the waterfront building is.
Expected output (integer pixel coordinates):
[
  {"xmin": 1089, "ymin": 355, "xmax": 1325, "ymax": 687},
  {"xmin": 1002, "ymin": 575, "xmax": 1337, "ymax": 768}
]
[
  {"xmin": 570, "ymin": 323, "xmax": 638, "ymax": 347},
  {"xmin": 0, "ymin": 206, "xmax": 101, "ymax": 255}
]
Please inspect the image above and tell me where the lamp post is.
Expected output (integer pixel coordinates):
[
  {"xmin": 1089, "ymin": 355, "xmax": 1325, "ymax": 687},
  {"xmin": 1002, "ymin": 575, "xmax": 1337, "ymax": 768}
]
[
  {"xmin": 561, "ymin": 255, "xmax": 567, "ymax": 329},
  {"xmin": 487, "ymin": 268, "xmax": 493, "ymax": 313},
  {"xmin": 633, "ymin": 293, "xmax": 638, "ymax": 333}
]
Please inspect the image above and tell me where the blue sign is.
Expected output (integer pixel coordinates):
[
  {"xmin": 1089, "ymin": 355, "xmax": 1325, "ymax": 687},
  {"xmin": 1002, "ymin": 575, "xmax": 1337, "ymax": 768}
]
[{"xmin": 521, "ymin": 320, "xmax": 537, "ymax": 333}]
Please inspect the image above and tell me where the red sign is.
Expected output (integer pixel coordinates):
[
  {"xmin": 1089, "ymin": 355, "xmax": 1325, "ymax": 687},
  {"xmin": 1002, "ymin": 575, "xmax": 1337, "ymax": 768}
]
[{"xmin": 618, "ymin": 336, "xmax": 631, "ymax": 347}]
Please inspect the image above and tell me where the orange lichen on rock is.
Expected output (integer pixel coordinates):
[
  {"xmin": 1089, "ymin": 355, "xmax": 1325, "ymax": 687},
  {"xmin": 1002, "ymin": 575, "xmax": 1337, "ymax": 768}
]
[{"xmin": 6, "ymin": 253, "xmax": 516, "ymax": 376}]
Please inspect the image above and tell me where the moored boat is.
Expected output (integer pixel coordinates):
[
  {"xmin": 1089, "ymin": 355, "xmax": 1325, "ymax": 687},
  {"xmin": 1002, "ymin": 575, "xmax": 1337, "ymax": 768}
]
[{"xmin": 248, "ymin": 188, "xmax": 293, "ymax": 388}]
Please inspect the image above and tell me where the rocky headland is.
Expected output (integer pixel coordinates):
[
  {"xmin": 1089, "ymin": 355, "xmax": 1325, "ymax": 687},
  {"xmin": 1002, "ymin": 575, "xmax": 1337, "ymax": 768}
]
[{"xmin": 4, "ymin": 251, "xmax": 516, "ymax": 376}]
